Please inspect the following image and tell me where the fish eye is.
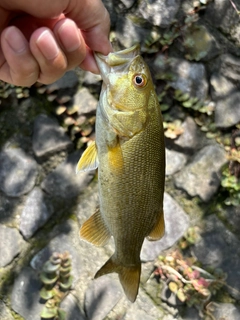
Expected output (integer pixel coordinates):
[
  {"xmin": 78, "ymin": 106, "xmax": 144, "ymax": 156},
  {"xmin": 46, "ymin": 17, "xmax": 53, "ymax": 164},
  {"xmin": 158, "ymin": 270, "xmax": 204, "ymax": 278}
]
[{"xmin": 133, "ymin": 74, "xmax": 146, "ymax": 87}]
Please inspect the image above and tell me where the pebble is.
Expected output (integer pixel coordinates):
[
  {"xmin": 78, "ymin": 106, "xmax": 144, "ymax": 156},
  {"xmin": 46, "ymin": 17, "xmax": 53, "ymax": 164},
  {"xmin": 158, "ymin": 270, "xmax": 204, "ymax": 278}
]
[
  {"xmin": 174, "ymin": 144, "xmax": 227, "ymax": 202},
  {"xmin": 141, "ymin": 192, "xmax": 189, "ymax": 261},
  {"xmin": 210, "ymin": 73, "xmax": 236, "ymax": 100},
  {"xmin": 208, "ymin": 302, "xmax": 240, "ymax": 320},
  {"xmin": 74, "ymin": 87, "xmax": 98, "ymax": 115},
  {"xmin": 215, "ymin": 92, "xmax": 240, "ymax": 128},
  {"xmin": 19, "ymin": 187, "xmax": 54, "ymax": 239},
  {"xmin": 46, "ymin": 70, "xmax": 79, "ymax": 92},
  {"xmin": 0, "ymin": 148, "xmax": 38, "ymax": 197},
  {"xmin": 166, "ymin": 148, "xmax": 187, "ymax": 175},
  {"xmin": 32, "ymin": 114, "xmax": 73, "ymax": 158},
  {"xmin": 60, "ymin": 293, "xmax": 86, "ymax": 320}
]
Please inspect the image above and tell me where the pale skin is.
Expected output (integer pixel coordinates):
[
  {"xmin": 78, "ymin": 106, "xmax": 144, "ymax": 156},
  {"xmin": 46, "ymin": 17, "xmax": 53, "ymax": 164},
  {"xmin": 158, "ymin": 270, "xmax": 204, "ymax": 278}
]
[{"xmin": 0, "ymin": 0, "xmax": 112, "ymax": 86}]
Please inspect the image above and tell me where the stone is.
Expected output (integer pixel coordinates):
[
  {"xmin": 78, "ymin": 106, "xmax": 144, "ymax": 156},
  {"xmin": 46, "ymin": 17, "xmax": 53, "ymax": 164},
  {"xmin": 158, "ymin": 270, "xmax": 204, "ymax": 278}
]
[
  {"xmin": 219, "ymin": 54, "xmax": 240, "ymax": 83},
  {"xmin": 193, "ymin": 215, "xmax": 240, "ymax": 299},
  {"xmin": 208, "ymin": 302, "xmax": 240, "ymax": 320},
  {"xmin": 19, "ymin": 187, "xmax": 54, "ymax": 239},
  {"xmin": 166, "ymin": 148, "xmax": 187, "ymax": 175},
  {"xmin": 73, "ymin": 87, "xmax": 98, "ymax": 115},
  {"xmin": 60, "ymin": 293, "xmax": 86, "ymax": 320},
  {"xmin": 46, "ymin": 70, "xmax": 78, "ymax": 92},
  {"xmin": 0, "ymin": 224, "xmax": 23, "ymax": 267},
  {"xmin": 182, "ymin": 307, "xmax": 201, "ymax": 320},
  {"xmin": 32, "ymin": 114, "xmax": 73, "ymax": 158},
  {"xmin": 11, "ymin": 267, "xmax": 43, "ymax": 320},
  {"xmin": 215, "ymin": 92, "xmax": 240, "ymax": 128},
  {"xmin": 210, "ymin": 73, "xmax": 236, "ymax": 100},
  {"xmin": 41, "ymin": 151, "xmax": 94, "ymax": 200},
  {"xmin": 85, "ymin": 275, "xmax": 122, "ymax": 320},
  {"xmin": 0, "ymin": 148, "xmax": 38, "ymax": 197},
  {"xmin": 138, "ymin": 0, "xmax": 180, "ymax": 27},
  {"xmin": 174, "ymin": 144, "xmax": 227, "ymax": 202},
  {"xmin": 141, "ymin": 193, "xmax": 189, "ymax": 261},
  {"xmin": 0, "ymin": 300, "xmax": 15, "ymax": 320}
]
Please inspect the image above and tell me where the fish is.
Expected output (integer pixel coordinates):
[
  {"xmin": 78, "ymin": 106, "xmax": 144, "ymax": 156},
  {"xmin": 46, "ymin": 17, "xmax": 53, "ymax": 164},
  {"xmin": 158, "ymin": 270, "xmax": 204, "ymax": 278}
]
[{"xmin": 76, "ymin": 44, "xmax": 165, "ymax": 302}]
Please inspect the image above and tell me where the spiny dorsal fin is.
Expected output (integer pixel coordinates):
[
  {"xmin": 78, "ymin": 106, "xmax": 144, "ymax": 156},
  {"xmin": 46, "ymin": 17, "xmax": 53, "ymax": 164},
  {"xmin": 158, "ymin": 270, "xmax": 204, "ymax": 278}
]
[
  {"xmin": 95, "ymin": 256, "xmax": 141, "ymax": 302},
  {"xmin": 147, "ymin": 210, "xmax": 165, "ymax": 241},
  {"xmin": 80, "ymin": 209, "xmax": 111, "ymax": 246},
  {"xmin": 76, "ymin": 141, "xmax": 98, "ymax": 173}
]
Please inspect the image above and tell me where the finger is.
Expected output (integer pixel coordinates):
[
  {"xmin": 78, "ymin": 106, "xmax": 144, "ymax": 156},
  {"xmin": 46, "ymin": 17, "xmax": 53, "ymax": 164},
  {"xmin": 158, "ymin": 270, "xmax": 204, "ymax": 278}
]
[
  {"xmin": 0, "ymin": 26, "xmax": 39, "ymax": 86},
  {"xmin": 53, "ymin": 18, "xmax": 86, "ymax": 71},
  {"xmin": 29, "ymin": 27, "xmax": 69, "ymax": 84}
]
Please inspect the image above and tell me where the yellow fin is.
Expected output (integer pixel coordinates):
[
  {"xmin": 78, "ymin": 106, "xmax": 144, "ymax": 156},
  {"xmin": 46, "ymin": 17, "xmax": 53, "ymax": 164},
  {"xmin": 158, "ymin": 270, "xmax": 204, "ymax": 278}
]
[
  {"xmin": 95, "ymin": 256, "xmax": 141, "ymax": 302},
  {"xmin": 80, "ymin": 209, "xmax": 111, "ymax": 246},
  {"xmin": 147, "ymin": 210, "xmax": 165, "ymax": 241},
  {"xmin": 107, "ymin": 140, "xmax": 124, "ymax": 173},
  {"xmin": 76, "ymin": 141, "xmax": 98, "ymax": 173}
]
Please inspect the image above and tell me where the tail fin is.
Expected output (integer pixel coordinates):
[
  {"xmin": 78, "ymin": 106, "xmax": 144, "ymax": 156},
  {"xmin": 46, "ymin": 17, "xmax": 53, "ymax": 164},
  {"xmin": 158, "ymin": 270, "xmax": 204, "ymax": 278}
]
[{"xmin": 94, "ymin": 256, "xmax": 141, "ymax": 303}]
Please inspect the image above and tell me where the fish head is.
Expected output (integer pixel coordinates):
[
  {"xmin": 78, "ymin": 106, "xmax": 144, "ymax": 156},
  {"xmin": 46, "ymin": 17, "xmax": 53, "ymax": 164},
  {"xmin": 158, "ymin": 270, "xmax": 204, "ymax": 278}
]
[{"xmin": 95, "ymin": 44, "xmax": 154, "ymax": 112}]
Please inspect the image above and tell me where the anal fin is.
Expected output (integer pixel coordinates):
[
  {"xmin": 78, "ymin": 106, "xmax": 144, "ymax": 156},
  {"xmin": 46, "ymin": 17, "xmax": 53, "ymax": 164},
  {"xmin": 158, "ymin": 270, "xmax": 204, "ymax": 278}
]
[
  {"xmin": 80, "ymin": 209, "xmax": 111, "ymax": 246},
  {"xmin": 147, "ymin": 210, "xmax": 165, "ymax": 241}
]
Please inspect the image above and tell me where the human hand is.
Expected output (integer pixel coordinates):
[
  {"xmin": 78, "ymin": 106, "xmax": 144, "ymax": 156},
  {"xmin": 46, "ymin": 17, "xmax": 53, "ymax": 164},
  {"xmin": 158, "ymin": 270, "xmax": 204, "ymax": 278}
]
[{"xmin": 0, "ymin": 0, "xmax": 112, "ymax": 86}]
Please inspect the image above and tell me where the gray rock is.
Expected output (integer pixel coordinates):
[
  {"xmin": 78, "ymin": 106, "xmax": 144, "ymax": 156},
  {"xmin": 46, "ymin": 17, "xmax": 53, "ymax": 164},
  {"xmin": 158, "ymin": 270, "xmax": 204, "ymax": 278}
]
[
  {"xmin": 0, "ymin": 148, "xmax": 38, "ymax": 197},
  {"xmin": 0, "ymin": 224, "xmax": 23, "ymax": 267},
  {"xmin": 0, "ymin": 300, "xmax": 15, "ymax": 320},
  {"xmin": 41, "ymin": 151, "xmax": 94, "ymax": 200},
  {"xmin": 73, "ymin": 87, "xmax": 98, "ymax": 115},
  {"xmin": 19, "ymin": 187, "xmax": 54, "ymax": 239},
  {"xmin": 182, "ymin": 307, "xmax": 201, "ymax": 320},
  {"xmin": 208, "ymin": 302, "xmax": 240, "ymax": 320},
  {"xmin": 60, "ymin": 293, "xmax": 86, "ymax": 320},
  {"xmin": 215, "ymin": 92, "xmax": 240, "ymax": 128},
  {"xmin": 32, "ymin": 114, "xmax": 73, "ymax": 158},
  {"xmin": 210, "ymin": 73, "xmax": 236, "ymax": 100},
  {"xmin": 138, "ymin": 0, "xmax": 180, "ymax": 27},
  {"xmin": 174, "ymin": 144, "xmax": 227, "ymax": 202},
  {"xmin": 11, "ymin": 267, "xmax": 43, "ymax": 320},
  {"xmin": 83, "ymin": 71, "xmax": 101, "ymax": 86},
  {"xmin": 46, "ymin": 70, "xmax": 78, "ymax": 92},
  {"xmin": 219, "ymin": 54, "xmax": 240, "ymax": 83},
  {"xmin": 166, "ymin": 149, "xmax": 187, "ymax": 176},
  {"xmin": 85, "ymin": 275, "xmax": 122, "ymax": 320},
  {"xmin": 193, "ymin": 215, "xmax": 240, "ymax": 299},
  {"xmin": 141, "ymin": 193, "xmax": 189, "ymax": 261}
]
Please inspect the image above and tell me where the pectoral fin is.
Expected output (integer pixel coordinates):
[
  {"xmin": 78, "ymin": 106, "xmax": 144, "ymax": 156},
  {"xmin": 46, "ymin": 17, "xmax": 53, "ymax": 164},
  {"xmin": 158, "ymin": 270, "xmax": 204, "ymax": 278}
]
[
  {"xmin": 80, "ymin": 208, "xmax": 111, "ymax": 247},
  {"xmin": 76, "ymin": 141, "xmax": 98, "ymax": 173},
  {"xmin": 147, "ymin": 210, "xmax": 165, "ymax": 241},
  {"xmin": 107, "ymin": 139, "xmax": 124, "ymax": 173}
]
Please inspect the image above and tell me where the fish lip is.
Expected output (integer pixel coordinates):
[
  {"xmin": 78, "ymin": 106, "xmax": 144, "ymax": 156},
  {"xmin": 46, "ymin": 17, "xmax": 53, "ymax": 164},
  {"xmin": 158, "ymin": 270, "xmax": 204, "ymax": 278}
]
[{"xmin": 94, "ymin": 43, "xmax": 140, "ymax": 84}]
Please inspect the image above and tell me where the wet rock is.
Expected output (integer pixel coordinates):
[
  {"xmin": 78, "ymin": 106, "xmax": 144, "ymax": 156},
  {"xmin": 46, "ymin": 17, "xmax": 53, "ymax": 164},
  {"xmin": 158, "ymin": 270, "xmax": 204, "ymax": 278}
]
[
  {"xmin": 138, "ymin": 0, "xmax": 180, "ymax": 27},
  {"xmin": 0, "ymin": 225, "xmax": 23, "ymax": 267},
  {"xmin": 141, "ymin": 193, "xmax": 189, "ymax": 261},
  {"xmin": 215, "ymin": 92, "xmax": 240, "ymax": 128},
  {"xmin": 60, "ymin": 293, "xmax": 86, "ymax": 320},
  {"xmin": 19, "ymin": 187, "xmax": 54, "ymax": 239},
  {"xmin": 85, "ymin": 275, "xmax": 122, "ymax": 320},
  {"xmin": 174, "ymin": 144, "xmax": 227, "ymax": 202},
  {"xmin": 32, "ymin": 114, "xmax": 73, "ymax": 159},
  {"xmin": 0, "ymin": 300, "xmax": 15, "ymax": 320},
  {"xmin": 166, "ymin": 149, "xmax": 187, "ymax": 176},
  {"xmin": 41, "ymin": 151, "xmax": 94, "ymax": 200},
  {"xmin": 210, "ymin": 73, "xmax": 236, "ymax": 100},
  {"xmin": 208, "ymin": 302, "xmax": 240, "ymax": 320},
  {"xmin": 193, "ymin": 215, "xmax": 240, "ymax": 299},
  {"xmin": 11, "ymin": 267, "xmax": 42, "ymax": 320},
  {"xmin": 74, "ymin": 87, "xmax": 98, "ymax": 115},
  {"xmin": 46, "ymin": 70, "xmax": 78, "ymax": 92},
  {"xmin": 0, "ymin": 148, "xmax": 38, "ymax": 197}
]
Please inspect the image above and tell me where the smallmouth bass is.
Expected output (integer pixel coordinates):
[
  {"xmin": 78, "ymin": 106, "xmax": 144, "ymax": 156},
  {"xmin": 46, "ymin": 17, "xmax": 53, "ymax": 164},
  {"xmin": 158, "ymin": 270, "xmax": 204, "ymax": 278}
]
[{"xmin": 76, "ymin": 44, "xmax": 165, "ymax": 302}]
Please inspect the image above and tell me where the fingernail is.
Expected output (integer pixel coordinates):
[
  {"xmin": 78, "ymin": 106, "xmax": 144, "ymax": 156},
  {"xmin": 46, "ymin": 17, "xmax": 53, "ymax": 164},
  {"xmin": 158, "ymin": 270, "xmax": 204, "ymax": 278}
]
[
  {"xmin": 58, "ymin": 20, "xmax": 81, "ymax": 52},
  {"xmin": 36, "ymin": 30, "xmax": 59, "ymax": 60},
  {"xmin": 5, "ymin": 26, "xmax": 27, "ymax": 54}
]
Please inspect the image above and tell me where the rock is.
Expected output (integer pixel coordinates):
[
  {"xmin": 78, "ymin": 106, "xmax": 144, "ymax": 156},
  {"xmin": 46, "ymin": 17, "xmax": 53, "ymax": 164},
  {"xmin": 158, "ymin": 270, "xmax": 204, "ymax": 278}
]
[
  {"xmin": 11, "ymin": 267, "xmax": 43, "ymax": 320},
  {"xmin": 210, "ymin": 73, "xmax": 236, "ymax": 100},
  {"xmin": 174, "ymin": 144, "xmax": 227, "ymax": 202},
  {"xmin": 32, "ymin": 114, "xmax": 73, "ymax": 158},
  {"xmin": 46, "ymin": 70, "xmax": 78, "ymax": 92},
  {"xmin": 0, "ymin": 225, "xmax": 23, "ymax": 267},
  {"xmin": 141, "ymin": 193, "xmax": 189, "ymax": 261},
  {"xmin": 41, "ymin": 151, "xmax": 94, "ymax": 200},
  {"xmin": 19, "ymin": 187, "xmax": 54, "ymax": 239},
  {"xmin": 215, "ymin": 92, "xmax": 240, "ymax": 128},
  {"xmin": 138, "ymin": 0, "xmax": 180, "ymax": 27},
  {"xmin": 207, "ymin": 302, "xmax": 240, "ymax": 320},
  {"xmin": 219, "ymin": 54, "xmax": 240, "ymax": 83},
  {"xmin": 0, "ymin": 148, "xmax": 38, "ymax": 197},
  {"xmin": 60, "ymin": 293, "xmax": 86, "ymax": 320},
  {"xmin": 83, "ymin": 71, "xmax": 101, "ymax": 86},
  {"xmin": 182, "ymin": 307, "xmax": 201, "ymax": 320},
  {"xmin": 193, "ymin": 215, "xmax": 240, "ymax": 299},
  {"xmin": 166, "ymin": 148, "xmax": 187, "ymax": 175},
  {"xmin": 73, "ymin": 87, "xmax": 98, "ymax": 115},
  {"xmin": 85, "ymin": 275, "xmax": 122, "ymax": 320},
  {"xmin": 0, "ymin": 300, "xmax": 15, "ymax": 320}
]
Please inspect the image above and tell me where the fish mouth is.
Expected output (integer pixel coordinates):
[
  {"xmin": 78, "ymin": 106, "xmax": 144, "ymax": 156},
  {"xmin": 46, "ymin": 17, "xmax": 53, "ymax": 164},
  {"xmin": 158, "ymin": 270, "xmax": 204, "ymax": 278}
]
[{"xmin": 94, "ymin": 44, "xmax": 140, "ymax": 84}]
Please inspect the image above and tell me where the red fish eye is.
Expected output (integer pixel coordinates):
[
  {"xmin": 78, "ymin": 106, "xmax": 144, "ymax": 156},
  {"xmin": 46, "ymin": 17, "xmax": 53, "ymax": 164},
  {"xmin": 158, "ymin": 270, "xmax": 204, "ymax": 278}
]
[{"xmin": 133, "ymin": 74, "xmax": 146, "ymax": 87}]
